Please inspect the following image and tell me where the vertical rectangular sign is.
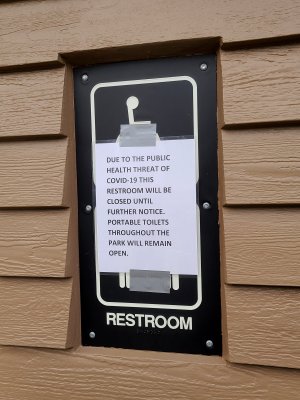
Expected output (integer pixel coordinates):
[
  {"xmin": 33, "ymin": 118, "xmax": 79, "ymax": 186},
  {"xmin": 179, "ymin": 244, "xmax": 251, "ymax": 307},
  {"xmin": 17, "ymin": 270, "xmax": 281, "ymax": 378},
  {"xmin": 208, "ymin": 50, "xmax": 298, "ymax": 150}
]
[{"xmin": 74, "ymin": 55, "xmax": 221, "ymax": 354}]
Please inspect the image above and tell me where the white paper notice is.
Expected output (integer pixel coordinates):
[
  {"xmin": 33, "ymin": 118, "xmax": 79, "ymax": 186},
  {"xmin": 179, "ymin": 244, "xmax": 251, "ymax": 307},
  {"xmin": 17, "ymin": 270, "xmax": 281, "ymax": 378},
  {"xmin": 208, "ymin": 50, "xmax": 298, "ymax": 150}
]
[{"xmin": 95, "ymin": 138, "xmax": 198, "ymax": 275}]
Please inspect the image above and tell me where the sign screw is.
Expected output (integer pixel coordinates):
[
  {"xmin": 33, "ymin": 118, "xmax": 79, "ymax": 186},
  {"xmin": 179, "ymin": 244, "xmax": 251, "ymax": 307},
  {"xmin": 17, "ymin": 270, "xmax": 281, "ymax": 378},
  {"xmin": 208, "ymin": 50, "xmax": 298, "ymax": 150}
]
[
  {"xmin": 85, "ymin": 204, "xmax": 92, "ymax": 213},
  {"xmin": 202, "ymin": 202, "xmax": 211, "ymax": 210},
  {"xmin": 200, "ymin": 63, "xmax": 208, "ymax": 71},
  {"xmin": 206, "ymin": 339, "xmax": 214, "ymax": 349},
  {"xmin": 81, "ymin": 73, "xmax": 89, "ymax": 82},
  {"xmin": 89, "ymin": 331, "xmax": 96, "ymax": 339}
]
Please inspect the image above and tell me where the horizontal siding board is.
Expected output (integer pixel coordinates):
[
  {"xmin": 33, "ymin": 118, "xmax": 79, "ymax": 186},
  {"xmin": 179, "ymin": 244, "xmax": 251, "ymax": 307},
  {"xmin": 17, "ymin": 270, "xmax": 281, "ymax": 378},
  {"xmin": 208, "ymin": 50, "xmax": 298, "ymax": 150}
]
[
  {"xmin": 0, "ymin": 67, "xmax": 65, "ymax": 138},
  {"xmin": 0, "ymin": 0, "xmax": 300, "ymax": 67},
  {"xmin": 223, "ymin": 207, "xmax": 300, "ymax": 286},
  {"xmin": 222, "ymin": 1, "xmax": 300, "ymax": 46},
  {"xmin": 222, "ymin": 128, "xmax": 300, "ymax": 205},
  {"xmin": 0, "ymin": 139, "xmax": 68, "ymax": 207},
  {"xmin": 0, "ymin": 347, "xmax": 299, "ymax": 400},
  {"xmin": 221, "ymin": 45, "xmax": 300, "ymax": 125},
  {"xmin": 0, "ymin": 278, "xmax": 73, "ymax": 348},
  {"xmin": 225, "ymin": 285, "xmax": 300, "ymax": 369},
  {"xmin": 0, "ymin": 210, "xmax": 71, "ymax": 277}
]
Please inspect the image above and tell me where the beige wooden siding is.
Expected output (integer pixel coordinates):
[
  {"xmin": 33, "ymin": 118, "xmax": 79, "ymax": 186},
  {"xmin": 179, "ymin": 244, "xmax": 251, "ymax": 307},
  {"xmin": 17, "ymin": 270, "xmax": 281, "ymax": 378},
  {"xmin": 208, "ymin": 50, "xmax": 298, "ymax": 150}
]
[
  {"xmin": 220, "ymin": 44, "xmax": 300, "ymax": 370},
  {"xmin": 221, "ymin": 44, "xmax": 300, "ymax": 126},
  {"xmin": 223, "ymin": 207, "xmax": 300, "ymax": 286},
  {"xmin": 0, "ymin": 68, "xmax": 66, "ymax": 138},
  {"xmin": 0, "ymin": 347, "xmax": 299, "ymax": 400},
  {"xmin": 0, "ymin": 210, "xmax": 73, "ymax": 277},
  {"xmin": 224, "ymin": 285, "xmax": 300, "ymax": 369},
  {"xmin": 0, "ymin": 0, "xmax": 300, "ymax": 399},
  {"xmin": 0, "ymin": 0, "xmax": 299, "ymax": 67},
  {"xmin": 0, "ymin": 278, "xmax": 74, "ymax": 348},
  {"xmin": 0, "ymin": 64, "xmax": 79, "ymax": 350},
  {"xmin": 0, "ymin": 139, "xmax": 69, "ymax": 207},
  {"xmin": 221, "ymin": 127, "xmax": 300, "ymax": 205}
]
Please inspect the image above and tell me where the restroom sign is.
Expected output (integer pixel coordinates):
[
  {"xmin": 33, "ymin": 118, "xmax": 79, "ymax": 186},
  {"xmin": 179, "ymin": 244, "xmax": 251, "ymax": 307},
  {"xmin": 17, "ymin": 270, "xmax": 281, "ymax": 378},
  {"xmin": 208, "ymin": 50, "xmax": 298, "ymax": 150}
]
[{"xmin": 74, "ymin": 55, "xmax": 221, "ymax": 355}]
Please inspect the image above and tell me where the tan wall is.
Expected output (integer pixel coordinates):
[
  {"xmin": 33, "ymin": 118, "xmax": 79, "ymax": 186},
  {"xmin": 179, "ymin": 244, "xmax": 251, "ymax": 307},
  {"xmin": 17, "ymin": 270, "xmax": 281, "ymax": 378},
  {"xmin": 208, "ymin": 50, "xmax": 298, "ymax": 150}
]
[{"xmin": 0, "ymin": 1, "xmax": 299, "ymax": 398}]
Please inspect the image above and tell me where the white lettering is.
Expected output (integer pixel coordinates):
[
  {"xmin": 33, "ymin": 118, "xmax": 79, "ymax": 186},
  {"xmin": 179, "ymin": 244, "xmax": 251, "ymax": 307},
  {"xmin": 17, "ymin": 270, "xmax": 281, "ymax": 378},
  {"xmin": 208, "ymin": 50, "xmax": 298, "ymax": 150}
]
[
  {"xmin": 144, "ymin": 314, "xmax": 155, "ymax": 328},
  {"xmin": 155, "ymin": 315, "xmax": 167, "ymax": 329},
  {"xmin": 135, "ymin": 313, "xmax": 144, "ymax": 327},
  {"xmin": 125, "ymin": 313, "xmax": 135, "ymax": 327},
  {"xmin": 117, "ymin": 313, "xmax": 126, "ymax": 326},
  {"xmin": 106, "ymin": 313, "xmax": 192, "ymax": 330},
  {"xmin": 106, "ymin": 312, "xmax": 116, "ymax": 325},
  {"xmin": 168, "ymin": 316, "xmax": 180, "ymax": 330},
  {"xmin": 180, "ymin": 316, "xmax": 192, "ymax": 330}
]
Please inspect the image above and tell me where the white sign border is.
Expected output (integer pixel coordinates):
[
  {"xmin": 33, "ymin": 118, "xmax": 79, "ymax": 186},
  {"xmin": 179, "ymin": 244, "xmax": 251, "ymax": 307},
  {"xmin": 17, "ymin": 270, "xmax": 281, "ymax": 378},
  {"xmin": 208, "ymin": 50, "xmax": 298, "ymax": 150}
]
[{"xmin": 91, "ymin": 76, "xmax": 202, "ymax": 310}]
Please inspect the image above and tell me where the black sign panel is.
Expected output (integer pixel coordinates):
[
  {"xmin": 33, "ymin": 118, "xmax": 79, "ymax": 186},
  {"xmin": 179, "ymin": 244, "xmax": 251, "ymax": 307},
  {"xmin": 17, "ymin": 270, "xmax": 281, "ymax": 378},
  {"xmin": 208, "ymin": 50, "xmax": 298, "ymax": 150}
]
[{"xmin": 74, "ymin": 55, "xmax": 221, "ymax": 355}]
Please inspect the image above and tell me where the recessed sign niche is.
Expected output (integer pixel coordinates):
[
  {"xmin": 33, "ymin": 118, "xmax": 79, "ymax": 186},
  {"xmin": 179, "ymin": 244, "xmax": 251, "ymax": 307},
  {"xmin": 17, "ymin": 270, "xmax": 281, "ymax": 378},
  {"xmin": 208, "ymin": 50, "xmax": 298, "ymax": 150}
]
[{"xmin": 74, "ymin": 55, "xmax": 221, "ymax": 355}]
